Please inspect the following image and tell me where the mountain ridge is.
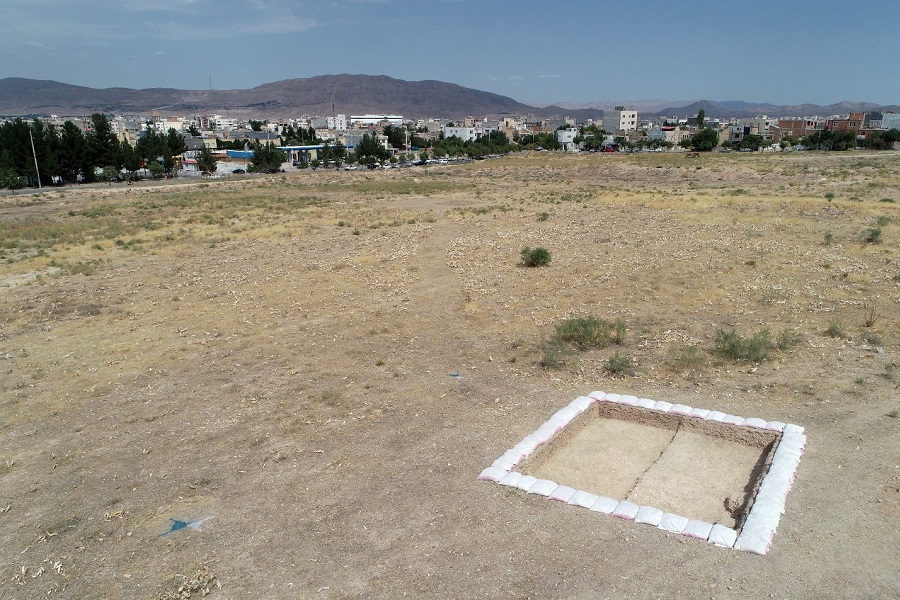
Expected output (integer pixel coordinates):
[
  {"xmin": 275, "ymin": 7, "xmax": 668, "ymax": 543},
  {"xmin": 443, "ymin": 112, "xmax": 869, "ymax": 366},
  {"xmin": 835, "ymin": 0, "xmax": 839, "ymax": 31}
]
[{"xmin": 0, "ymin": 75, "xmax": 896, "ymax": 120}]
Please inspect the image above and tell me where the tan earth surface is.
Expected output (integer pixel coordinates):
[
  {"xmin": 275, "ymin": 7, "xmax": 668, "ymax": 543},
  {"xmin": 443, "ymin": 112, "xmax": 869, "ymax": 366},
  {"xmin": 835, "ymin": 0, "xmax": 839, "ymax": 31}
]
[{"xmin": 1, "ymin": 151, "xmax": 898, "ymax": 598}]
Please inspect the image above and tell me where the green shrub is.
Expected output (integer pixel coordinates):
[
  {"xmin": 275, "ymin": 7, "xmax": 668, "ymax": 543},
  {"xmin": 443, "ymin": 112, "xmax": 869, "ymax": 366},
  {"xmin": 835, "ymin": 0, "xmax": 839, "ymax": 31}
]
[
  {"xmin": 539, "ymin": 338, "xmax": 568, "ymax": 369},
  {"xmin": 554, "ymin": 317, "xmax": 626, "ymax": 349},
  {"xmin": 823, "ymin": 232, "xmax": 834, "ymax": 246},
  {"xmin": 520, "ymin": 246, "xmax": 551, "ymax": 267},
  {"xmin": 714, "ymin": 328, "xmax": 773, "ymax": 363},
  {"xmin": 825, "ymin": 192, "xmax": 836, "ymax": 200},
  {"xmin": 777, "ymin": 329, "xmax": 802, "ymax": 351},
  {"xmin": 537, "ymin": 212, "xmax": 550, "ymax": 222},
  {"xmin": 667, "ymin": 344, "xmax": 706, "ymax": 371},
  {"xmin": 876, "ymin": 215, "xmax": 891, "ymax": 227},
  {"xmin": 864, "ymin": 227, "xmax": 882, "ymax": 244},
  {"xmin": 825, "ymin": 321, "xmax": 845, "ymax": 338},
  {"xmin": 605, "ymin": 351, "xmax": 634, "ymax": 376}
]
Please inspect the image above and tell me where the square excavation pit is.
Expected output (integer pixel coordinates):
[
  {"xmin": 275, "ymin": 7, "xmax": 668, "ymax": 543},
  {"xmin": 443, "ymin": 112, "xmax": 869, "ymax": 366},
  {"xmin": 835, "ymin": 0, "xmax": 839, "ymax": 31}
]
[{"xmin": 478, "ymin": 392, "xmax": 806, "ymax": 555}]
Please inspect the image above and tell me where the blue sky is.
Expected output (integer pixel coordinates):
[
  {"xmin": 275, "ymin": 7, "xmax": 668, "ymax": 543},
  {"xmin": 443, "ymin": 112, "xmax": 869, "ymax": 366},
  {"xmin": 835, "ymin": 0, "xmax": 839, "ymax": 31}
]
[{"xmin": 2, "ymin": 0, "xmax": 897, "ymax": 107}]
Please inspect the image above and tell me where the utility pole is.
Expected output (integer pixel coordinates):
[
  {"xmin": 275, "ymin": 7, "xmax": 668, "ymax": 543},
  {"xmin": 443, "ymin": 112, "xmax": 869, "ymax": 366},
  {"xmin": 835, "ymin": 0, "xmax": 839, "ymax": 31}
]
[{"xmin": 29, "ymin": 129, "xmax": 42, "ymax": 189}]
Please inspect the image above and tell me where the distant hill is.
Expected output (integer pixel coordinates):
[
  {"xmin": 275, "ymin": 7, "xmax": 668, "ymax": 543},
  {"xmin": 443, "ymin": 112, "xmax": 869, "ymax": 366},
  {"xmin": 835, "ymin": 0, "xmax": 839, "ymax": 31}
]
[
  {"xmin": 0, "ymin": 75, "xmax": 602, "ymax": 120},
  {"xmin": 0, "ymin": 76, "xmax": 895, "ymax": 121},
  {"xmin": 646, "ymin": 99, "xmax": 899, "ymax": 119}
]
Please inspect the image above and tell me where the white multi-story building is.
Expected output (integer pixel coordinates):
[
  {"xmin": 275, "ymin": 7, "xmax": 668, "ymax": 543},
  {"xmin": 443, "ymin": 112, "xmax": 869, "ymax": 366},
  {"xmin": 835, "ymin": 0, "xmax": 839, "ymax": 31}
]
[
  {"xmin": 326, "ymin": 114, "xmax": 347, "ymax": 131},
  {"xmin": 882, "ymin": 112, "xmax": 900, "ymax": 130},
  {"xmin": 603, "ymin": 106, "xmax": 638, "ymax": 132},
  {"xmin": 443, "ymin": 126, "xmax": 477, "ymax": 142},
  {"xmin": 350, "ymin": 114, "xmax": 403, "ymax": 126},
  {"xmin": 556, "ymin": 127, "xmax": 579, "ymax": 152}
]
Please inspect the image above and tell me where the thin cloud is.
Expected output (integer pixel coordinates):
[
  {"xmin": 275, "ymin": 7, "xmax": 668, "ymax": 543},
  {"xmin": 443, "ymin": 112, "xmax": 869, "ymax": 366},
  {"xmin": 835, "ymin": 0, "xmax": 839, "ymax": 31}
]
[{"xmin": 26, "ymin": 41, "xmax": 55, "ymax": 50}]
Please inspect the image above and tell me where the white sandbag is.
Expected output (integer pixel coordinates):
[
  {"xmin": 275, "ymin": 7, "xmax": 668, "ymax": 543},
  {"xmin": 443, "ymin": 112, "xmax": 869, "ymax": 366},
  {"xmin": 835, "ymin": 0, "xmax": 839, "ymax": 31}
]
[
  {"xmin": 551, "ymin": 405, "xmax": 582, "ymax": 422},
  {"xmin": 635, "ymin": 397, "xmax": 656, "ymax": 409},
  {"xmin": 618, "ymin": 395, "xmax": 638, "ymax": 405},
  {"xmin": 491, "ymin": 448, "xmax": 525, "ymax": 471},
  {"xmin": 743, "ymin": 417, "xmax": 767, "ymax": 429},
  {"xmin": 512, "ymin": 433, "xmax": 545, "ymax": 457},
  {"xmin": 743, "ymin": 500, "xmax": 782, "ymax": 531},
  {"xmin": 722, "ymin": 414, "xmax": 746, "ymax": 426},
  {"xmin": 658, "ymin": 513, "xmax": 690, "ymax": 534},
  {"xmin": 548, "ymin": 485, "xmax": 577, "ymax": 503},
  {"xmin": 570, "ymin": 396, "xmax": 594, "ymax": 412},
  {"xmin": 707, "ymin": 524, "xmax": 738, "ymax": 548},
  {"xmin": 682, "ymin": 519, "xmax": 714, "ymax": 540},
  {"xmin": 734, "ymin": 516, "xmax": 776, "ymax": 555},
  {"xmin": 568, "ymin": 490, "xmax": 599, "ymax": 510},
  {"xmin": 705, "ymin": 410, "xmax": 726, "ymax": 422},
  {"xmin": 588, "ymin": 390, "xmax": 606, "ymax": 401},
  {"xmin": 515, "ymin": 475, "xmax": 537, "ymax": 491},
  {"xmin": 589, "ymin": 496, "xmax": 619, "ymax": 514},
  {"xmin": 477, "ymin": 466, "xmax": 508, "ymax": 482},
  {"xmin": 526, "ymin": 479, "xmax": 558, "ymax": 496},
  {"xmin": 533, "ymin": 422, "xmax": 564, "ymax": 443},
  {"xmin": 688, "ymin": 407, "xmax": 710, "ymax": 419},
  {"xmin": 669, "ymin": 404, "xmax": 692, "ymax": 415},
  {"xmin": 733, "ymin": 530, "xmax": 771, "ymax": 555},
  {"xmin": 652, "ymin": 400, "xmax": 673, "ymax": 413},
  {"xmin": 764, "ymin": 420, "xmax": 786, "ymax": 432},
  {"xmin": 783, "ymin": 423, "xmax": 805, "ymax": 436},
  {"xmin": 635, "ymin": 506, "xmax": 664, "ymax": 526},
  {"xmin": 779, "ymin": 430, "xmax": 807, "ymax": 449},
  {"xmin": 602, "ymin": 393, "xmax": 622, "ymax": 403},
  {"xmin": 612, "ymin": 500, "xmax": 640, "ymax": 520},
  {"xmin": 498, "ymin": 471, "xmax": 523, "ymax": 487}
]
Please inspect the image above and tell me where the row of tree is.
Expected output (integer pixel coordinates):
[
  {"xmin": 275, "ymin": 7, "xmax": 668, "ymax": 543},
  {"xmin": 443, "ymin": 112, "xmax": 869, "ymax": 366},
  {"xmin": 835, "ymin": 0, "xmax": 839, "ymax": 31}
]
[{"xmin": 0, "ymin": 114, "xmax": 188, "ymax": 188}]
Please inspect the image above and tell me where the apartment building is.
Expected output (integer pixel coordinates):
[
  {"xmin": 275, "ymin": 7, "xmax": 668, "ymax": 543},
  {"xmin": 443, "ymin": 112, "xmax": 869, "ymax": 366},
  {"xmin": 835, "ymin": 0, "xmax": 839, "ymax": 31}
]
[
  {"xmin": 603, "ymin": 106, "xmax": 638, "ymax": 132},
  {"xmin": 825, "ymin": 112, "xmax": 866, "ymax": 134}
]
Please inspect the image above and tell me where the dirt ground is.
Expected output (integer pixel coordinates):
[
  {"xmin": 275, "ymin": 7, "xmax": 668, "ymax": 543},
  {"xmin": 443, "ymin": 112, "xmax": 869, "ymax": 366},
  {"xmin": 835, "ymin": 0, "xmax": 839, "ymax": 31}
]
[
  {"xmin": 521, "ymin": 415, "xmax": 770, "ymax": 527},
  {"xmin": 1, "ymin": 151, "xmax": 898, "ymax": 598}
]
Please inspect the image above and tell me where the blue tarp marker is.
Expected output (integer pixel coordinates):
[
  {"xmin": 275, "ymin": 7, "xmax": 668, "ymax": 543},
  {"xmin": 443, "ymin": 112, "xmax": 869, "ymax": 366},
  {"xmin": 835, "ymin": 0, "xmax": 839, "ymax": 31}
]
[{"xmin": 159, "ymin": 516, "xmax": 213, "ymax": 537}]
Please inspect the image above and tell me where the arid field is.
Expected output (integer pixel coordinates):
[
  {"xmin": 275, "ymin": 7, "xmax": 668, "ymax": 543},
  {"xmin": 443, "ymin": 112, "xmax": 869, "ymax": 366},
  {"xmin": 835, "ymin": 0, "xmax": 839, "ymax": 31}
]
[{"xmin": 1, "ymin": 151, "xmax": 898, "ymax": 599}]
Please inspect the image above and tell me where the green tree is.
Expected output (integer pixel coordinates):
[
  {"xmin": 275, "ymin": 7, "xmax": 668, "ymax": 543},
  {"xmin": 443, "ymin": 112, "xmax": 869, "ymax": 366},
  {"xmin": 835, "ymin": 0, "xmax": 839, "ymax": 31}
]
[
  {"xmin": 249, "ymin": 141, "xmax": 285, "ymax": 172},
  {"xmin": 121, "ymin": 140, "xmax": 141, "ymax": 181},
  {"xmin": 148, "ymin": 161, "xmax": 164, "ymax": 179},
  {"xmin": 689, "ymin": 128, "xmax": 719, "ymax": 151},
  {"xmin": 249, "ymin": 120, "xmax": 265, "ymax": 132},
  {"xmin": 697, "ymin": 109, "xmax": 706, "ymax": 129},
  {"xmin": 196, "ymin": 145, "xmax": 217, "ymax": 175},
  {"xmin": 86, "ymin": 113, "xmax": 121, "ymax": 173},
  {"xmin": 0, "ymin": 167, "xmax": 24, "ymax": 193},
  {"xmin": 166, "ymin": 128, "xmax": 187, "ymax": 157},
  {"xmin": 101, "ymin": 165, "xmax": 119, "ymax": 185},
  {"xmin": 188, "ymin": 124, "xmax": 201, "ymax": 137},
  {"xmin": 355, "ymin": 133, "xmax": 389, "ymax": 162},
  {"xmin": 383, "ymin": 124, "xmax": 406, "ymax": 149},
  {"xmin": 739, "ymin": 134, "xmax": 765, "ymax": 151}
]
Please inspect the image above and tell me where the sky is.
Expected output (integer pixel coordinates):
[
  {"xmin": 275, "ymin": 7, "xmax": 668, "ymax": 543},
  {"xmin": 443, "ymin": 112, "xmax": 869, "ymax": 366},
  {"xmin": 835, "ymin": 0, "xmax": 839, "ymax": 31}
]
[{"xmin": 2, "ymin": 0, "xmax": 898, "ymax": 107}]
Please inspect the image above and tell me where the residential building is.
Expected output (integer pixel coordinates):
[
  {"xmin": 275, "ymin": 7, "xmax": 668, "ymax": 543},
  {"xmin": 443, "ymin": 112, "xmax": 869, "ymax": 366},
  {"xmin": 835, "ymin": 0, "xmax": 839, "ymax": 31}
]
[
  {"xmin": 603, "ymin": 106, "xmax": 638, "ymax": 132},
  {"xmin": 556, "ymin": 127, "xmax": 579, "ymax": 152},
  {"xmin": 350, "ymin": 114, "xmax": 403, "ymax": 126},
  {"xmin": 777, "ymin": 118, "xmax": 822, "ymax": 139},
  {"xmin": 880, "ymin": 112, "xmax": 900, "ymax": 130},
  {"xmin": 443, "ymin": 126, "xmax": 477, "ymax": 142},
  {"xmin": 825, "ymin": 112, "xmax": 866, "ymax": 134}
]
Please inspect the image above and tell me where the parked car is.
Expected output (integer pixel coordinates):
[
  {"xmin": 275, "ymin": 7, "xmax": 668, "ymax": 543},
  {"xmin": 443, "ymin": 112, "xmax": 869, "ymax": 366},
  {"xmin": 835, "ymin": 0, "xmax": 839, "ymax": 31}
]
[{"xmin": 232, "ymin": 168, "xmax": 246, "ymax": 174}]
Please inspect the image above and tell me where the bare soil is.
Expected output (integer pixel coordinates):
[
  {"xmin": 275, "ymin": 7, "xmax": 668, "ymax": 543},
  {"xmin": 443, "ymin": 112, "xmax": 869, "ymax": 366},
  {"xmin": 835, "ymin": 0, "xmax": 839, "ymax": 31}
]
[
  {"xmin": 1, "ymin": 151, "xmax": 899, "ymax": 598},
  {"xmin": 520, "ymin": 414, "xmax": 771, "ymax": 527}
]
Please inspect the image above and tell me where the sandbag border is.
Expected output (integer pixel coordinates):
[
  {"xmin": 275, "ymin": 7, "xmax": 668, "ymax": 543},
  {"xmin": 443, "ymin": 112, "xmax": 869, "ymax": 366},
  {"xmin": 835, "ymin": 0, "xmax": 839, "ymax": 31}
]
[{"xmin": 477, "ymin": 390, "xmax": 806, "ymax": 555}]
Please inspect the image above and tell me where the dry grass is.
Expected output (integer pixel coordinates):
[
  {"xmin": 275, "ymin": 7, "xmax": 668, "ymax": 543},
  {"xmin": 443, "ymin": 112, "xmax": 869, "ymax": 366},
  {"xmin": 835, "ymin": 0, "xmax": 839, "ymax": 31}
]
[{"xmin": 1, "ymin": 152, "xmax": 898, "ymax": 598}]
